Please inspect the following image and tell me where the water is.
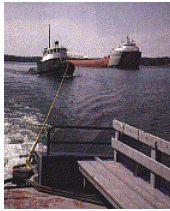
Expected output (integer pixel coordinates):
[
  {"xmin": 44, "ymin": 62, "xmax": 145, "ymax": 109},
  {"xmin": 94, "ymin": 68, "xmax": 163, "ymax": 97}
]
[{"xmin": 4, "ymin": 61, "xmax": 170, "ymax": 179}]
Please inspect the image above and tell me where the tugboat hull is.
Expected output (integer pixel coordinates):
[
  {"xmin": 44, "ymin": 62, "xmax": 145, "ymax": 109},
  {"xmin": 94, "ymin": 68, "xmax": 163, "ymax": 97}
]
[{"xmin": 30, "ymin": 59, "xmax": 75, "ymax": 77}]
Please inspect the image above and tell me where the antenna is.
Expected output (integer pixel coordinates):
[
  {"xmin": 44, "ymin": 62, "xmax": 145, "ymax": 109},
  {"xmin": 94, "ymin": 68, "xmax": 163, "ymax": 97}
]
[{"xmin": 49, "ymin": 24, "xmax": 50, "ymax": 48}]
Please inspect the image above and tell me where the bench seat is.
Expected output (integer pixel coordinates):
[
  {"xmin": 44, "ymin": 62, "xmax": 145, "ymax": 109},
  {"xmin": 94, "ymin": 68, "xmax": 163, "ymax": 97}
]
[{"xmin": 78, "ymin": 158, "xmax": 170, "ymax": 209}]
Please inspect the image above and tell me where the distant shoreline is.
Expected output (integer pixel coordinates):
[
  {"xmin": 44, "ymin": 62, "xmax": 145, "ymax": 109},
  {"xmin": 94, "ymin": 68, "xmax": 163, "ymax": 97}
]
[
  {"xmin": 4, "ymin": 54, "xmax": 170, "ymax": 66},
  {"xmin": 4, "ymin": 54, "xmax": 41, "ymax": 63}
]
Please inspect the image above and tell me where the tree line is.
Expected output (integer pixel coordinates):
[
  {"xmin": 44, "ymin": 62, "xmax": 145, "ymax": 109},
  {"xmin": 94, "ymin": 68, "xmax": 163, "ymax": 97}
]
[
  {"xmin": 4, "ymin": 54, "xmax": 170, "ymax": 66},
  {"xmin": 4, "ymin": 54, "xmax": 41, "ymax": 62},
  {"xmin": 140, "ymin": 57, "xmax": 170, "ymax": 66}
]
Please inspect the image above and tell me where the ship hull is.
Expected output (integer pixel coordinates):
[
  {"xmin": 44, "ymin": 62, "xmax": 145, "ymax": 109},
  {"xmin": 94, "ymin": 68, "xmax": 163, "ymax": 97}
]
[
  {"xmin": 68, "ymin": 51, "xmax": 141, "ymax": 70},
  {"xmin": 109, "ymin": 51, "xmax": 141, "ymax": 70},
  {"xmin": 29, "ymin": 59, "xmax": 75, "ymax": 77},
  {"xmin": 68, "ymin": 58, "xmax": 109, "ymax": 68}
]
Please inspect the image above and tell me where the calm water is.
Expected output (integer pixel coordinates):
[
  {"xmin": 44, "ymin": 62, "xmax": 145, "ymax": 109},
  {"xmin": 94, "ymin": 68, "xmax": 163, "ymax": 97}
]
[{"xmin": 4, "ymin": 62, "xmax": 170, "ymax": 179}]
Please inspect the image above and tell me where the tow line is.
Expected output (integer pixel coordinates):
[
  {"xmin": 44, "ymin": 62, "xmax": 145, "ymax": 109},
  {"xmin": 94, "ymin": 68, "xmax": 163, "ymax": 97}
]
[{"xmin": 10, "ymin": 63, "xmax": 69, "ymax": 183}]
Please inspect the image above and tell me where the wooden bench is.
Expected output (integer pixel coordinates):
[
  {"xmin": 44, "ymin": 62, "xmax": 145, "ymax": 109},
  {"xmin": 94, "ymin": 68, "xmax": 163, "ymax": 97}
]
[
  {"xmin": 112, "ymin": 119, "xmax": 170, "ymax": 188},
  {"xmin": 78, "ymin": 119, "xmax": 170, "ymax": 208}
]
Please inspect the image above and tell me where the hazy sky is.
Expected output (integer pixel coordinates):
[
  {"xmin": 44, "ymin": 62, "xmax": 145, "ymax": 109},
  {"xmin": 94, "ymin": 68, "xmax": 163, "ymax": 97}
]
[{"xmin": 4, "ymin": 2, "xmax": 170, "ymax": 58}]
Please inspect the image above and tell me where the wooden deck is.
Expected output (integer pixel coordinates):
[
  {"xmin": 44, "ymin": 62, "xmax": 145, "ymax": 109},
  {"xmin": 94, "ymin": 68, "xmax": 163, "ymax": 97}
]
[
  {"xmin": 79, "ymin": 158, "xmax": 170, "ymax": 209},
  {"xmin": 78, "ymin": 119, "xmax": 170, "ymax": 209}
]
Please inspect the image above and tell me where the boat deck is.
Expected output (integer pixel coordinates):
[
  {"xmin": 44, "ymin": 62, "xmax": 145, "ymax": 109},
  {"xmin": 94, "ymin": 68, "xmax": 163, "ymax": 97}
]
[
  {"xmin": 5, "ymin": 120, "xmax": 170, "ymax": 209},
  {"xmin": 4, "ymin": 187, "xmax": 106, "ymax": 209}
]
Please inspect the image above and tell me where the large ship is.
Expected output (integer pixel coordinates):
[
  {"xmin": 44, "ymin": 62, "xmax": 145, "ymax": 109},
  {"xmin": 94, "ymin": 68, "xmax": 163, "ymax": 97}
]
[
  {"xmin": 29, "ymin": 25, "xmax": 75, "ymax": 77},
  {"xmin": 108, "ymin": 36, "xmax": 141, "ymax": 69},
  {"xmin": 67, "ymin": 36, "xmax": 141, "ymax": 70}
]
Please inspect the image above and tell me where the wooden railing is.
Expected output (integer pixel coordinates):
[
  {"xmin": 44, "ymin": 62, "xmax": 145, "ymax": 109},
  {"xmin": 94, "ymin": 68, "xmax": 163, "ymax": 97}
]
[{"xmin": 112, "ymin": 119, "xmax": 170, "ymax": 188}]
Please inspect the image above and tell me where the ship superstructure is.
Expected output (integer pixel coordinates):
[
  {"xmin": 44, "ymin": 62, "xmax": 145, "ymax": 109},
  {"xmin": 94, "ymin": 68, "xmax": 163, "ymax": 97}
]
[
  {"xmin": 108, "ymin": 36, "xmax": 141, "ymax": 69},
  {"xmin": 42, "ymin": 41, "xmax": 67, "ymax": 62}
]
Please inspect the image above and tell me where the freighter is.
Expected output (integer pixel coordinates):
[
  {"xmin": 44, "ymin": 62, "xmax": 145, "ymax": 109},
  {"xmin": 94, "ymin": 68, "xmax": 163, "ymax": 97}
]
[
  {"xmin": 108, "ymin": 36, "xmax": 141, "ymax": 69},
  {"xmin": 68, "ymin": 36, "xmax": 141, "ymax": 70},
  {"xmin": 29, "ymin": 25, "xmax": 75, "ymax": 77}
]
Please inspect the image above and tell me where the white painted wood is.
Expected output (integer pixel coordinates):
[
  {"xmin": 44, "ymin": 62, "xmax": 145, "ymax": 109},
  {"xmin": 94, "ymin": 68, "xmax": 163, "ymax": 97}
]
[
  {"xmin": 150, "ymin": 147, "xmax": 156, "ymax": 188},
  {"xmin": 79, "ymin": 162, "xmax": 125, "ymax": 208},
  {"xmin": 113, "ymin": 119, "xmax": 123, "ymax": 132},
  {"xmin": 111, "ymin": 138, "xmax": 170, "ymax": 182},
  {"xmin": 78, "ymin": 161, "xmax": 150, "ymax": 208},
  {"xmin": 115, "ymin": 131, "xmax": 119, "ymax": 140},
  {"xmin": 124, "ymin": 123, "xmax": 139, "ymax": 140},
  {"xmin": 113, "ymin": 119, "xmax": 170, "ymax": 155},
  {"xmin": 95, "ymin": 159, "xmax": 170, "ymax": 208},
  {"xmin": 105, "ymin": 161, "xmax": 170, "ymax": 207},
  {"xmin": 139, "ymin": 130, "xmax": 157, "ymax": 148},
  {"xmin": 114, "ymin": 131, "xmax": 119, "ymax": 161},
  {"xmin": 113, "ymin": 119, "xmax": 138, "ymax": 139},
  {"xmin": 78, "ymin": 160, "xmax": 170, "ymax": 208},
  {"xmin": 139, "ymin": 130, "xmax": 170, "ymax": 155},
  {"xmin": 88, "ymin": 161, "xmax": 153, "ymax": 208},
  {"xmin": 156, "ymin": 137, "xmax": 170, "ymax": 156}
]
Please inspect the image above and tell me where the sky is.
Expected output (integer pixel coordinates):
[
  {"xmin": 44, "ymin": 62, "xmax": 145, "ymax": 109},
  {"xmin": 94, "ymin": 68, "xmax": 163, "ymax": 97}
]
[{"xmin": 4, "ymin": 2, "xmax": 170, "ymax": 58}]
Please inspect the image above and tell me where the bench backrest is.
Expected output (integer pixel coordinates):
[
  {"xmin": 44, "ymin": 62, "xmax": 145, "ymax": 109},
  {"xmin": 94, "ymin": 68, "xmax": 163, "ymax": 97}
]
[{"xmin": 112, "ymin": 119, "xmax": 170, "ymax": 187}]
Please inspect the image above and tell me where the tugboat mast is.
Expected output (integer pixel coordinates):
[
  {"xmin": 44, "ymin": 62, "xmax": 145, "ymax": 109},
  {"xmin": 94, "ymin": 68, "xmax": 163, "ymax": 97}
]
[{"xmin": 49, "ymin": 24, "xmax": 50, "ymax": 49}]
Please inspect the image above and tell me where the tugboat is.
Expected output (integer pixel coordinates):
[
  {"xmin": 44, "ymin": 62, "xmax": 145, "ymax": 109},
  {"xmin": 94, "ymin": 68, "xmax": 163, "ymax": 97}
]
[
  {"xmin": 108, "ymin": 36, "xmax": 141, "ymax": 70},
  {"xmin": 29, "ymin": 25, "xmax": 75, "ymax": 77}
]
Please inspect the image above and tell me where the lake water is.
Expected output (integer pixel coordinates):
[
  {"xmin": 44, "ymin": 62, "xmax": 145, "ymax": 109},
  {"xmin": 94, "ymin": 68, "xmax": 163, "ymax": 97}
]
[{"xmin": 4, "ymin": 62, "xmax": 170, "ymax": 179}]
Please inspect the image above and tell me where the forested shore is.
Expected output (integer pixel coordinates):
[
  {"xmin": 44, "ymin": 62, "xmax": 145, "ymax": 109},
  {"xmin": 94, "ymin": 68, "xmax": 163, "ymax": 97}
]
[
  {"xmin": 4, "ymin": 54, "xmax": 41, "ymax": 62},
  {"xmin": 140, "ymin": 57, "xmax": 170, "ymax": 66},
  {"xmin": 4, "ymin": 54, "xmax": 170, "ymax": 66}
]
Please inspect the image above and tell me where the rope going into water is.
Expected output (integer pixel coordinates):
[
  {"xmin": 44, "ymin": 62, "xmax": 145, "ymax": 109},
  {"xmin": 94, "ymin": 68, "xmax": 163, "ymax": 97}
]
[{"xmin": 12, "ymin": 62, "xmax": 69, "ymax": 171}]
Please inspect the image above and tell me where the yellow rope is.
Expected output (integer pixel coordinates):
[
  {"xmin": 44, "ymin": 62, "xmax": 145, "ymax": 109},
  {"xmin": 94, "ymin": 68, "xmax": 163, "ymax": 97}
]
[{"xmin": 12, "ymin": 62, "xmax": 69, "ymax": 171}]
